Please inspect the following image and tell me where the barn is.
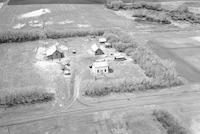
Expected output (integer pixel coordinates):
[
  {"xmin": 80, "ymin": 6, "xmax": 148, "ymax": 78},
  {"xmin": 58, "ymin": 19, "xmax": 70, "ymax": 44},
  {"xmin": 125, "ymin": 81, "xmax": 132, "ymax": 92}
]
[
  {"xmin": 91, "ymin": 44, "xmax": 104, "ymax": 55},
  {"xmin": 46, "ymin": 45, "xmax": 64, "ymax": 60},
  {"xmin": 95, "ymin": 48, "xmax": 104, "ymax": 55}
]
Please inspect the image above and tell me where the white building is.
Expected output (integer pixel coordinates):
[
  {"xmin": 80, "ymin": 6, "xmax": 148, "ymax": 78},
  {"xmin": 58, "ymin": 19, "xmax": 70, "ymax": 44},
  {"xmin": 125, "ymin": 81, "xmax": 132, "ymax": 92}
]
[
  {"xmin": 92, "ymin": 61, "xmax": 109, "ymax": 74},
  {"xmin": 99, "ymin": 37, "xmax": 107, "ymax": 43}
]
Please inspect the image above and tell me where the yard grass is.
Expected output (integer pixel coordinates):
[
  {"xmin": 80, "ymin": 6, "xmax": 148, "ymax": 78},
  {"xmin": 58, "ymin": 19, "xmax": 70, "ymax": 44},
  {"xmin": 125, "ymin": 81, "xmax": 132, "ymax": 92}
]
[{"xmin": 0, "ymin": 40, "xmax": 71, "ymax": 108}]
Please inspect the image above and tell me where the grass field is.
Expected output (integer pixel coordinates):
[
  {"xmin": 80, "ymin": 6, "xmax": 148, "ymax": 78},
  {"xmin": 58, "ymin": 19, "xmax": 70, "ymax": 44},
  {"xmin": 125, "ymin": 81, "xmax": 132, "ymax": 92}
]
[
  {"xmin": 8, "ymin": 108, "xmax": 166, "ymax": 134},
  {"xmin": 0, "ymin": 40, "xmax": 71, "ymax": 109}
]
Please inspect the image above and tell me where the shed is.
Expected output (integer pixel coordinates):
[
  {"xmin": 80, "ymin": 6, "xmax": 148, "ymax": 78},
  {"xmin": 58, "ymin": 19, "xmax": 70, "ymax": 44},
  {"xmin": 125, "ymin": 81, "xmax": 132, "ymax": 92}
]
[
  {"xmin": 92, "ymin": 61, "xmax": 109, "ymax": 74},
  {"xmin": 46, "ymin": 45, "xmax": 64, "ymax": 60},
  {"xmin": 105, "ymin": 42, "xmax": 112, "ymax": 48},
  {"xmin": 99, "ymin": 37, "xmax": 107, "ymax": 43},
  {"xmin": 114, "ymin": 55, "xmax": 126, "ymax": 61}
]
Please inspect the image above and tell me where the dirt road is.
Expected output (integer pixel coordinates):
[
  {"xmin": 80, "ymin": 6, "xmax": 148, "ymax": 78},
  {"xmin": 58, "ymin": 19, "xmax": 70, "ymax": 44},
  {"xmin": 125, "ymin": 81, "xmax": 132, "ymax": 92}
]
[{"xmin": 0, "ymin": 84, "xmax": 199, "ymax": 127}]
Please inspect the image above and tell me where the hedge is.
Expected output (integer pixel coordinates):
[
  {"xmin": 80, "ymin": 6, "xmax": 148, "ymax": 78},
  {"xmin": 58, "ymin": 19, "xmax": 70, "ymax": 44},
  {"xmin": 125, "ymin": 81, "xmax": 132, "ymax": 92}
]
[
  {"xmin": 153, "ymin": 110, "xmax": 189, "ymax": 134},
  {"xmin": 0, "ymin": 29, "xmax": 105, "ymax": 44},
  {"xmin": 0, "ymin": 91, "xmax": 54, "ymax": 108}
]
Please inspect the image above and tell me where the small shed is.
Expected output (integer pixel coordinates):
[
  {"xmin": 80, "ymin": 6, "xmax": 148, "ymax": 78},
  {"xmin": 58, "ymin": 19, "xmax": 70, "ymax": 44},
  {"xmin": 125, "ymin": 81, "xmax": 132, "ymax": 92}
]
[
  {"xmin": 46, "ymin": 45, "xmax": 64, "ymax": 60},
  {"xmin": 99, "ymin": 37, "xmax": 107, "ymax": 43},
  {"xmin": 105, "ymin": 42, "xmax": 112, "ymax": 48},
  {"xmin": 114, "ymin": 55, "xmax": 126, "ymax": 61},
  {"xmin": 92, "ymin": 61, "xmax": 109, "ymax": 74}
]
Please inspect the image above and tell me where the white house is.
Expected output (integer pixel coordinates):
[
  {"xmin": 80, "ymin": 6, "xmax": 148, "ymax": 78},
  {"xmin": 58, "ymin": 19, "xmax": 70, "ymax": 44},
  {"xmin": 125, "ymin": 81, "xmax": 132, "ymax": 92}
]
[{"xmin": 92, "ymin": 61, "xmax": 109, "ymax": 74}]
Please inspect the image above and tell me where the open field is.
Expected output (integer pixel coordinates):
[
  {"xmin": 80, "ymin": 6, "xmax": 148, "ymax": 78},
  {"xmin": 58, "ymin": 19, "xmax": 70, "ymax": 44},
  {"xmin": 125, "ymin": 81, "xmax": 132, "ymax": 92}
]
[
  {"xmin": 0, "ymin": 40, "xmax": 72, "ymax": 110},
  {"xmin": 1, "ymin": 3, "xmax": 198, "ymax": 33}
]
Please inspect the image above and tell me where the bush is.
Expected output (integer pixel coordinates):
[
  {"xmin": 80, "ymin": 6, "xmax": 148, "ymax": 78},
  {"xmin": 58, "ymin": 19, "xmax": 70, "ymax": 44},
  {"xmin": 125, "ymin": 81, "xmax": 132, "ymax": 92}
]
[
  {"xmin": 130, "ymin": 46, "xmax": 184, "ymax": 87},
  {"xmin": 112, "ymin": 42, "xmax": 136, "ymax": 52},
  {"xmin": 106, "ymin": 0, "xmax": 125, "ymax": 10},
  {"xmin": 103, "ymin": 31, "xmax": 120, "ymax": 43},
  {"xmin": 133, "ymin": 10, "xmax": 171, "ymax": 24},
  {"xmin": 176, "ymin": 5, "xmax": 189, "ymax": 13},
  {"xmin": 153, "ymin": 110, "xmax": 189, "ymax": 134},
  {"xmin": 84, "ymin": 78, "xmax": 153, "ymax": 97},
  {"xmin": 0, "ymin": 91, "xmax": 54, "ymax": 108}
]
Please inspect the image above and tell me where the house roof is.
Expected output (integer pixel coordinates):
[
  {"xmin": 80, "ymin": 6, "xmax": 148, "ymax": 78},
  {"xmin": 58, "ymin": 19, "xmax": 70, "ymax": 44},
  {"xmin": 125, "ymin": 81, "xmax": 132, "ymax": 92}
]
[
  {"xmin": 91, "ymin": 44, "xmax": 99, "ymax": 52},
  {"xmin": 99, "ymin": 37, "xmax": 107, "ymax": 43},
  {"xmin": 93, "ymin": 61, "xmax": 108, "ymax": 68},
  {"xmin": 46, "ymin": 45, "xmax": 62, "ymax": 56}
]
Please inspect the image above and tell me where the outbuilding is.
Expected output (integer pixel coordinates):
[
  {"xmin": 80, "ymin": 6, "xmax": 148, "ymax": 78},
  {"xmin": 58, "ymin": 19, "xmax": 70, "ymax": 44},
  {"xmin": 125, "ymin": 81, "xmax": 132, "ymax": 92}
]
[
  {"xmin": 92, "ymin": 61, "xmax": 109, "ymax": 74},
  {"xmin": 99, "ymin": 37, "xmax": 107, "ymax": 43},
  {"xmin": 46, "ymin": 45, "xmax": 64, "ymax": 61},
  {"xmin": 114, "ymin": 55, "xmax": 126, "ymax": 61},
  {"xmin": 91, "ymin": 44, "xmax": 104, "ymax": 55}
]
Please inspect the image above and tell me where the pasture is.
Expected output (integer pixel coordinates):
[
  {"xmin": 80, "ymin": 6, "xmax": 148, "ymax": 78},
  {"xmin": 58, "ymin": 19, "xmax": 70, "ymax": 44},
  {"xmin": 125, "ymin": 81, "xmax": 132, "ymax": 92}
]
[{"xmin": 0, "ymin": 40, "xmax": 71, "ymax": 109}]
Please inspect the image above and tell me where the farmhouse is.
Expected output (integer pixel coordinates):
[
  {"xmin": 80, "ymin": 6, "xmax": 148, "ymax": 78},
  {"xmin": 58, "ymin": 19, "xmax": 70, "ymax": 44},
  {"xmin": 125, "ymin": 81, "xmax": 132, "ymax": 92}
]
[
  {"xmin": 46, "ymin": 45, "xmax": 64, "ymax": 60},
  {"xmin": 92, "ymin": 61, "xmax": 109, "ymax": 74}
]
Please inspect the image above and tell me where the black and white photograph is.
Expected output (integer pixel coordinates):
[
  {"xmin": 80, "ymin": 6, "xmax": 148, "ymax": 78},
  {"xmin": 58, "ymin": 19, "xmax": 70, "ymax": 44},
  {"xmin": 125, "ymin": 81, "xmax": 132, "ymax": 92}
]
[{"xmin": 0, "ymin": 0, "xmax": 200, "ymax": 134}]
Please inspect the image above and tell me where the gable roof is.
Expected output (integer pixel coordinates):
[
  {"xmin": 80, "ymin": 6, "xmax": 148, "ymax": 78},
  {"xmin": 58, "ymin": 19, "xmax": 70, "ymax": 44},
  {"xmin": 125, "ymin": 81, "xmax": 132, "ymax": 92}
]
[
  {"xmin": 99, "ymin": 37, "xmax": 107, "ymax": 43},
  {"xmin": 93, "ymin": 61, "xmax": 108, "ymax": 68},
  {"xmin": 95, "ymin": 48, "xmax": 104, "ymax": 55},
  {"xmin": 91, "ymin": 43, "xmax": 99, "ymax": 52},
  {"xmin": 46, "ymin": 45, "xmax": 62, "ymax": 56}
]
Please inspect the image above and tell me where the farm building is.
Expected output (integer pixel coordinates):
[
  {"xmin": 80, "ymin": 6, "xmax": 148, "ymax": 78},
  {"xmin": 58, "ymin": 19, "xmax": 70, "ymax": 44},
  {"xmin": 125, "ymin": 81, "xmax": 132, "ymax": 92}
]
[
  {"xmin": 114, "ymin": 55, "xmax": 126, "ymax": 61},
  {"xmin": 91, "ymin": 44, "xmax": 104, "ymax": 55},
  {"xmin": 46, "ymin": 45, "xmax": 64, "ymax": 60},
  {"xmin": 99, "ymin": 37, "xmax": 107, "ymax": 43},
  {"xmin": 95, "ymin": 48, "xmax": 104, "ymax": 55},
  {"xmin": 92, "ymin": 61, "xmax": 109, "ymax": 74},
  {"xmin": 105, "ymin": 42, "xmax": 112, "ymax": 48}
]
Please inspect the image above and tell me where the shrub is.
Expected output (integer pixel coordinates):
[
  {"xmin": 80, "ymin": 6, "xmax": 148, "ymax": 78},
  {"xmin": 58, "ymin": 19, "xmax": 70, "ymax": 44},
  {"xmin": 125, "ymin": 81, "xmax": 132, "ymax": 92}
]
[
  {"xmin": 106, "ymin": 0, "xmax": 125, "ymax": 10},
  {"xmin": 0, "ymin": 31, "xmax": 45, "ymax": 43},
  {"xmin": 176, "ymin": 4, "xmax": 189, "ymax": 13},
  {"xmin": 130, "ymin": 46, "xmax": 184, "ymax": 87},
  {"xmin": 84, "ymin": 78, "xmax": 153, "ymax": 97},
  {"xmin": 103, "ymin": 31, "xmax": 120, "ymax": 43},
  {"xmin": 112, "ymin": 42, "xmax": 136, "ymax": 52},
  {"xmin": 153, "ymin": 110, "xmax": 189, "ymax": 134},
  {"xmin": 133, "ymin": 10, "xmax": 171, "ymax": 24},
  {"xmin": 0, "ymin": 91, "xmax": 54, "ymax": 108}
]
